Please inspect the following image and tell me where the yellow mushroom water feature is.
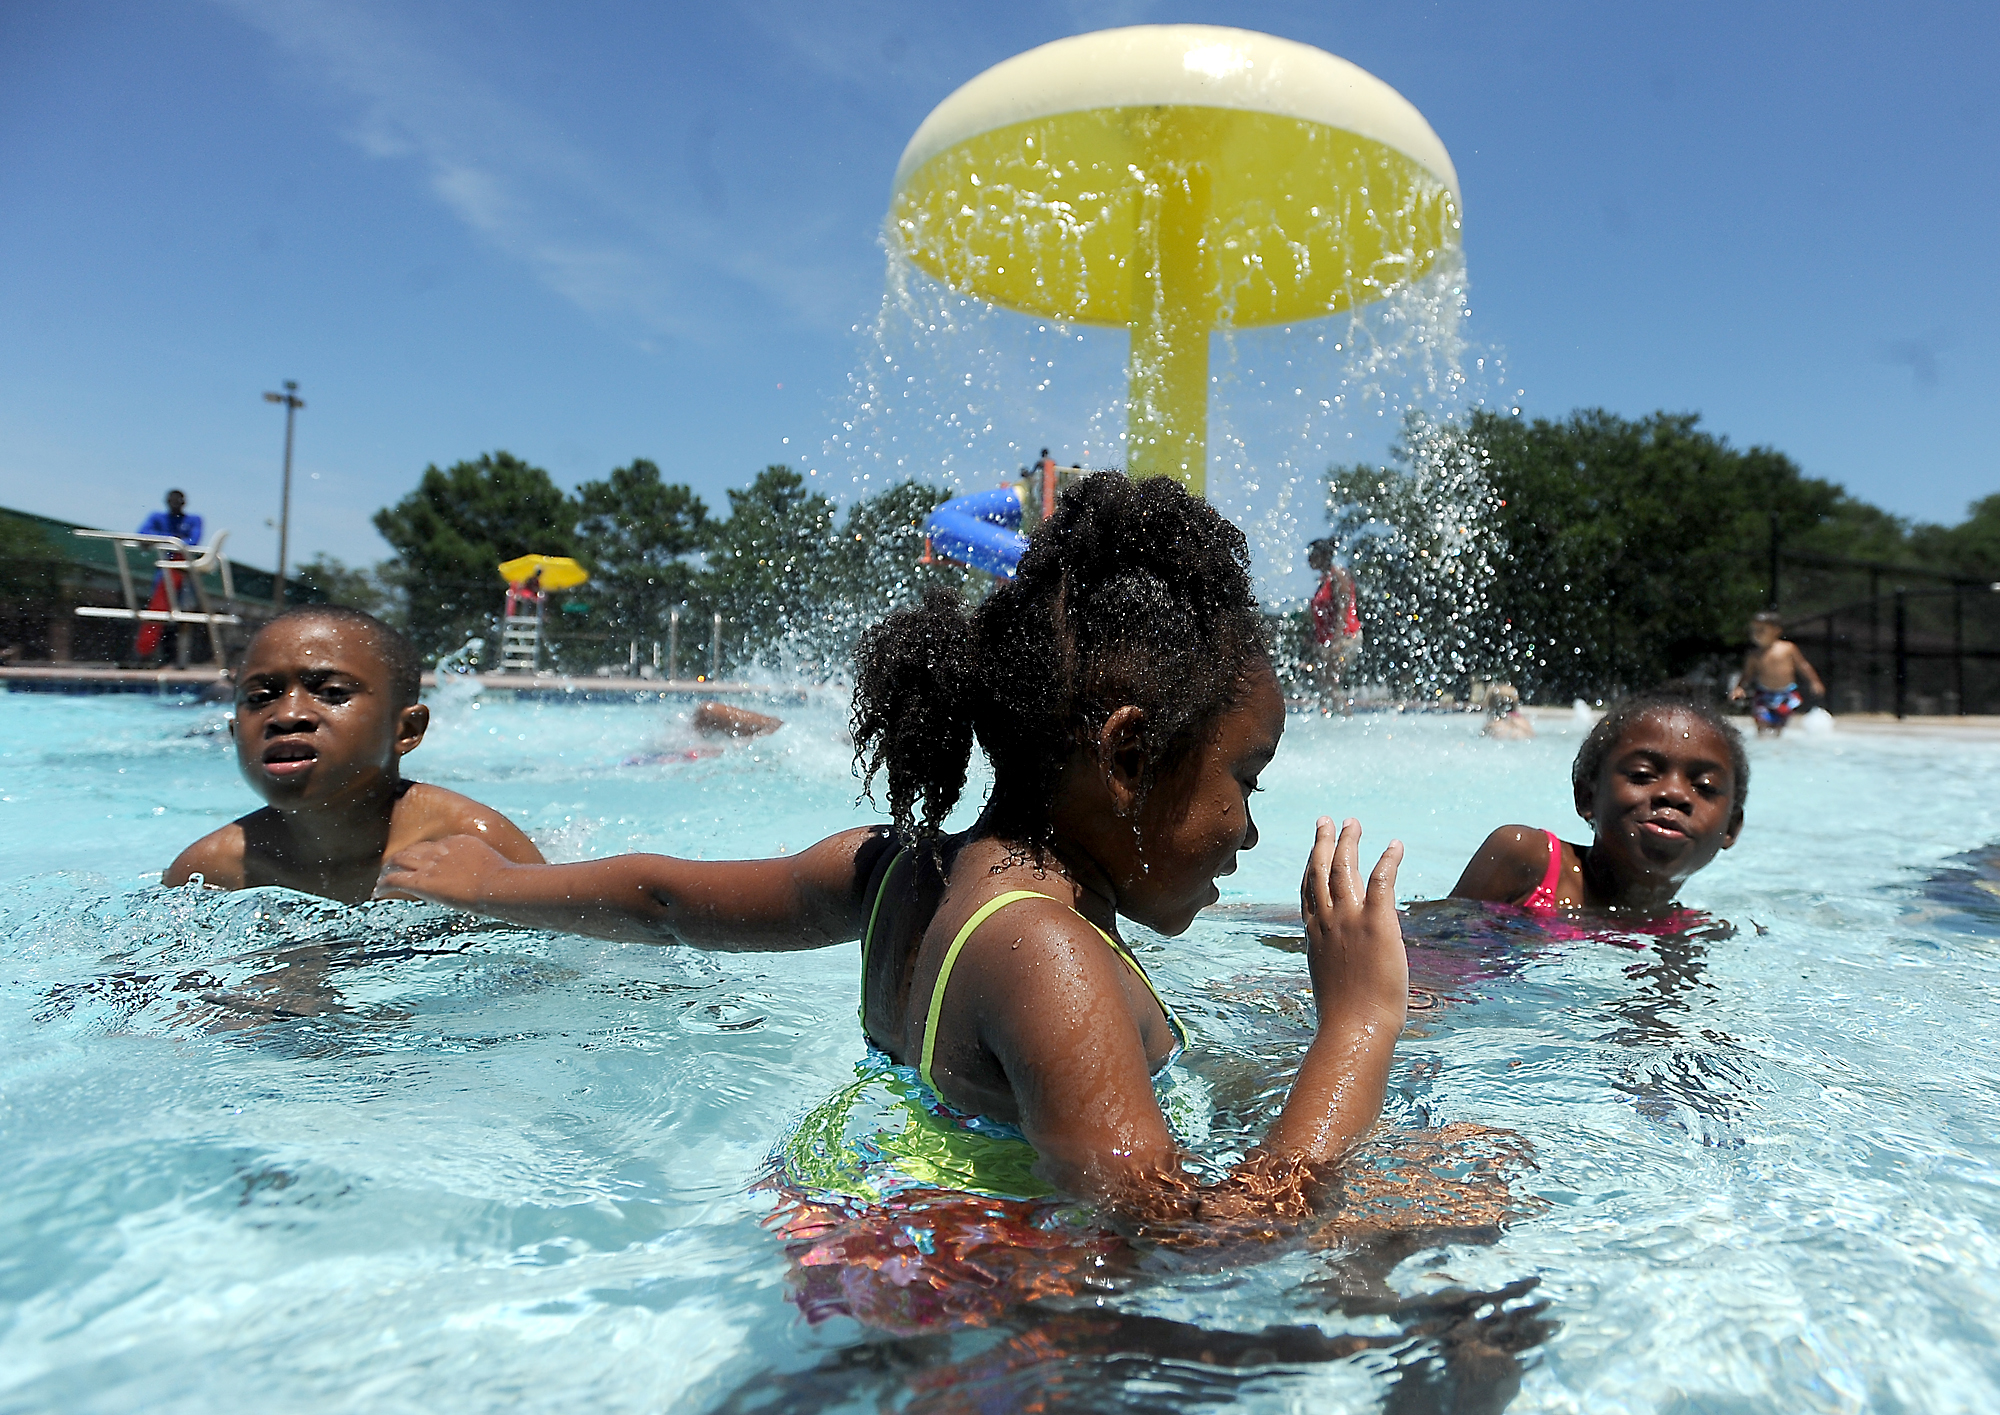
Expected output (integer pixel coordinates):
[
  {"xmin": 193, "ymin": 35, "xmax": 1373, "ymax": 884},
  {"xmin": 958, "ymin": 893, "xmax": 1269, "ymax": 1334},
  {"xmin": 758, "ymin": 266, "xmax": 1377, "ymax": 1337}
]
[{"xmin": 890, "ymin": 25, "xmax": 1462, "ymax": 495}]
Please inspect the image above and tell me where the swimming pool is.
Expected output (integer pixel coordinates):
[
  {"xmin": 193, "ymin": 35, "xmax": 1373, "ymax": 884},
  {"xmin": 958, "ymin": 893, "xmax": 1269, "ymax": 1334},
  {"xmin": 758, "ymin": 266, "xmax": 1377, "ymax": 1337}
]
[{"xmin": 2, "ymin": 687, "xmax": 1997, "ymax": 1411}]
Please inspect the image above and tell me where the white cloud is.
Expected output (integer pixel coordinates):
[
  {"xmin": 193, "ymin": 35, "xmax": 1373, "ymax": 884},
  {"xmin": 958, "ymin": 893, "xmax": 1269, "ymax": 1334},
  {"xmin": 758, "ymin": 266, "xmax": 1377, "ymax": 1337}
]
[{"xmin": 212, "ymin": 0, "xmax": 854, "ymax": 339}]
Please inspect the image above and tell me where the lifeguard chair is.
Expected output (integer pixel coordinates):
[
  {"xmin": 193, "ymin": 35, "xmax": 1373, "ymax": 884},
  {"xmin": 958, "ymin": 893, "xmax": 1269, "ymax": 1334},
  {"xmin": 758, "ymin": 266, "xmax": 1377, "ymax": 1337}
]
[
  {"xmin": 70, "ymin": 529, "xmax": 243, "ymax": 666},
  {"xmin": 497, "ymin": 554, "xmax": 588, "ymax": 674}
]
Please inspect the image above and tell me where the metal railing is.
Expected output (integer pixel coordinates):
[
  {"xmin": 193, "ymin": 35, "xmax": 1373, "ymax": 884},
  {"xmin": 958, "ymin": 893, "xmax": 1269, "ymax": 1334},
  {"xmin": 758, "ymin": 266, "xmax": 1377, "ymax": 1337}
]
[
  {"xmin": 68, "ymin": 529, "xmax": 248, "ymax": 666},
  {"xmin": 1784, "ymin": 584, "xmax": 2000, "ymax": 717}
]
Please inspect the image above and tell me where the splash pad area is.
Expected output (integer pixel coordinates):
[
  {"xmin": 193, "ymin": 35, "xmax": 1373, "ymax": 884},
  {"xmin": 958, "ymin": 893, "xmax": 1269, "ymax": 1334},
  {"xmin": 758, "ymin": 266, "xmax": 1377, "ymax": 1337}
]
[
  {"xmin": 3, "ymin": 689, "xmax": 2000, "ymax": 1410},
  {"xmin": 836, "ymin": 25, "xmax": 1478, "ymax": 598}
]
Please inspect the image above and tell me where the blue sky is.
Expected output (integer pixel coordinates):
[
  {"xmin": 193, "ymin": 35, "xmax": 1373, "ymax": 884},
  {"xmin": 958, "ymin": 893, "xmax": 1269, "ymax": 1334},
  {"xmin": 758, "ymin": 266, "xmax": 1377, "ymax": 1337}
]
[{"xmin": 2, "ymin": 0, "xmax": 1994, "ymax": 591}]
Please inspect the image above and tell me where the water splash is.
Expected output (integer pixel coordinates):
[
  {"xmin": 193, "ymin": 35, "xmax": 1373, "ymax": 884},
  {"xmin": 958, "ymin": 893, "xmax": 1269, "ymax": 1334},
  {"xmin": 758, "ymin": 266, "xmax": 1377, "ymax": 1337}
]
[
  {"xmin": 818, "ymin": 237, "xmax": 1487, "ymax": 609},
  {"xmin": 1324, "ymin": 410, "xmax": 1516, "ymax": 699}
]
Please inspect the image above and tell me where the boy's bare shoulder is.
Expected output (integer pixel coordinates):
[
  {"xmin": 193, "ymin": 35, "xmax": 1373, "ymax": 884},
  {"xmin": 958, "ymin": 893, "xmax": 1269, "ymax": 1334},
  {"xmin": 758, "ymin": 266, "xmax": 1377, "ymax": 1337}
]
[
  {"xmin": 163, "ymin": 814, "xmax": 258, "ymax": 890},
  {"xmin": 392, "ymin": 782, "xmax": 545, "ymax": 864}
]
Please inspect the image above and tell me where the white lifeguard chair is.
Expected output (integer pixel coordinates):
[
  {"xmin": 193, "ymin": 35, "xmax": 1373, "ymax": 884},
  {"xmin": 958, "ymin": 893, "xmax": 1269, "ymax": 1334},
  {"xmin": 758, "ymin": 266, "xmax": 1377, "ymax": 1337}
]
[
  {"xmin": 496, "ymin": 554, "xmax": 588, "ymax": 674},
  {"xmin": 501, "ymin": 583, "xmax": 543, "ymax": 673},
  {"xmin": 71, "ymin": 529, "xmax": 243, "ymax": 666}
]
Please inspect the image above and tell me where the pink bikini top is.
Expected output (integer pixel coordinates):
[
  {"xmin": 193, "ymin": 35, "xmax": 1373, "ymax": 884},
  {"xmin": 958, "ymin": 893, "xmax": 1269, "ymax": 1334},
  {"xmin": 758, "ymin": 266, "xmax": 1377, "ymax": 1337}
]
[
  {"xmin": 1517, "ymin": 829, "xmax": 1709, "ymax": 941},
  {"xmin": 1522, "ymin": 829, "xmax": 1565, "ymax": 910}
]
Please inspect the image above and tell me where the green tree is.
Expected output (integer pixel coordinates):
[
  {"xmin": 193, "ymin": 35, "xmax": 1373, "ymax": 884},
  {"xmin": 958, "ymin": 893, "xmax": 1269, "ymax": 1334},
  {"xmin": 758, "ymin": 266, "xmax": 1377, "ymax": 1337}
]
[
  {"xmin": 699, "ymin": 465, "xmax": 840, "ymax": 672},
  {"xmin": 1324, "ymin": 415, "xmax": 1511, "ymax": 698},
  {"xmin": 573, "ymin": 459, "xmax": 709, "ymax": 641},
  {"xmin": 291, "ymin": 554, "xmax": 401, "ymax": 622},
  {"xmin": 1327, "ymin": 409, "xmax": 1869, "ymax": 702},
  {"xmin": 373, "ymin": 451, "xmax": 576, "ymax": 659},
  {"xmin": 0, "ymin": 511, "xmax": 60, "ymax": 608},
  {"xmin": 1470, "ymin": 408, "xmax": 1851, "ymax": 699},
  {"xmin": 826, "ymin": 479, "xmax": 961, "ymax": 607},
  {"xmin": 1913, "ymin": 493, "xmax": 2000, "ymax": 574}
]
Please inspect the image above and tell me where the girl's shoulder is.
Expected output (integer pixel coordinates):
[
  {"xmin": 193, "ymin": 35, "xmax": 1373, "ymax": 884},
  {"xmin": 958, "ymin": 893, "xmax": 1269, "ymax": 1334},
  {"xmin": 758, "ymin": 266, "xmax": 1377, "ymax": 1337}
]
[
  {"xmin": 925, "ymin": 849, "xmax": 1129, "ymax": 1001},
  {"xmin": 1450, "ymin": 824, "xmax": 1557, "ymax": 904}
]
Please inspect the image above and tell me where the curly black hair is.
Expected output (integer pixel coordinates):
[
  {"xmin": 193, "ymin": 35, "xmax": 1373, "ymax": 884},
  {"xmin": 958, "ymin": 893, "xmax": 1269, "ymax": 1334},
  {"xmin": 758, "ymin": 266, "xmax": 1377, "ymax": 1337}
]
[
  {"xmin": 1571, "ymin": 686, "xmax": 1750, "ymax": 820},
  {"xmin": 247, "ymin": 606, "xmax": 425, "ymax": 708},
  {"xmin": 851, "ymin": 472, "xmax": 1270, "ymax": 850}
]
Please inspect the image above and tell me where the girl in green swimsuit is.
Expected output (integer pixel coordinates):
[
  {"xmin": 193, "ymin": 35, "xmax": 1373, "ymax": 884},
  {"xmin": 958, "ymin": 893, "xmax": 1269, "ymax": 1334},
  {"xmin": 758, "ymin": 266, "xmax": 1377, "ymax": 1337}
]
[{"xmin": 378, "ymin": 472, "xmax": 1408, "ymax": 1226}]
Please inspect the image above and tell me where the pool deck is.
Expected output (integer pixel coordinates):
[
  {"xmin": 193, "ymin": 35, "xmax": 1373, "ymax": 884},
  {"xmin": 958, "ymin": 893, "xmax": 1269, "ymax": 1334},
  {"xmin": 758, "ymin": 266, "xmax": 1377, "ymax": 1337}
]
[
  {"xmin": 5, "ymin": 667, "xmax": 1997, "ymax": 736},
  {"xmin": 1522, "ymin": 705, "xmax": 2000, "ymax": 741},
  {"xmin": 0, "ymin": 665, "xmax": 808, "ymax": 703}
]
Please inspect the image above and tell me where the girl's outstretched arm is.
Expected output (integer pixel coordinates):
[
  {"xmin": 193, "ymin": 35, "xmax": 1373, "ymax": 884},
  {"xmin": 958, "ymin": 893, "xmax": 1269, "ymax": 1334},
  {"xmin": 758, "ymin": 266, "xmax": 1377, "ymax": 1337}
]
[{"xmin": 374, "ymin": 827, "xmax": 892, "ymax": 950}]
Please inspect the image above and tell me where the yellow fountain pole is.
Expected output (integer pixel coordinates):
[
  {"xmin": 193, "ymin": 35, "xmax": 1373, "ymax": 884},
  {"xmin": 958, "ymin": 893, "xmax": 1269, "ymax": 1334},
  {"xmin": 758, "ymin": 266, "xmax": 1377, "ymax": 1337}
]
[{"xmin": 1127, "ymin": 109, "xmax": 1215, "ymax": 489}]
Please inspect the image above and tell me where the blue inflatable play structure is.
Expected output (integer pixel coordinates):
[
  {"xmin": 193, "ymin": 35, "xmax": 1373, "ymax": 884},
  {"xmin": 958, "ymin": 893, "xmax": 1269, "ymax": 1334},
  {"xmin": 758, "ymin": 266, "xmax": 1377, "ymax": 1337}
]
[{"xmin": 923, "ymin": 485, "xmax": 1028, "ymax": 578}]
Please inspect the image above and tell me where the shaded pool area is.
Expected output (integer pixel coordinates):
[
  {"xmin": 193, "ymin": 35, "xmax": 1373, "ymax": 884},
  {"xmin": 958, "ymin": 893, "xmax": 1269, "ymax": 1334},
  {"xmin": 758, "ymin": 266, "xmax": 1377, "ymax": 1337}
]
[{"xmin": 2, "ymin": 689, "xmax": 1998, "ymax": 1411}]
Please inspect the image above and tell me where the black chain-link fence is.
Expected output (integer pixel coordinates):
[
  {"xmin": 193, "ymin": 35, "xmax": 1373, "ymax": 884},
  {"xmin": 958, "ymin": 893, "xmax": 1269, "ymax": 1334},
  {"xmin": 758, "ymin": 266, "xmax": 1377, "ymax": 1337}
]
[{"xmin": 1785, "ymin": 584, "xmax": 2000, "ymax": 717}]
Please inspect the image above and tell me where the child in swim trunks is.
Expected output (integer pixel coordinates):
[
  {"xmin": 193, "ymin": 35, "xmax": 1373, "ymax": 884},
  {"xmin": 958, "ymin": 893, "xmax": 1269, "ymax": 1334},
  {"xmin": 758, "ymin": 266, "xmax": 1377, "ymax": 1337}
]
[
  {"xmin": 1449, "ymin": 688, "xmax": 1746, "ymax": 914},
  {"xmin": 379, "ymin": 473, "xmax": 1409, "ymax": 1219},
  {"xmin": 166, "ymin": 607, "xmax": 543, "ymax": 904},
  {"xmin": 1729, "ymin": 610, "xmax": 1825, "ymax": 735}
]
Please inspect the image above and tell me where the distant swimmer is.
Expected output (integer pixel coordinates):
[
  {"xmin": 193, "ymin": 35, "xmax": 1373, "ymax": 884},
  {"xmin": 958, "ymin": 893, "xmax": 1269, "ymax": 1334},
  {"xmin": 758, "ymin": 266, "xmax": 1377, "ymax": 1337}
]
[
  {"xmin": 164, "ymin": 608, "xmax": 543, "ymax": 903},
  {"xmin": 1450, "ymin": 688, "xmax": 1745, "ymax": 916},
  {"xmin": 1729, "ymin": 610, "xmax": 1825, "ymax": 736},
  {"xmin": 692, "ymin": 701, "xmax": 784, "ymax": 738},
  {"xmin": 1481, "ymin": 683, "xmax": 1534, "ymax": 741},
  {"xmin": 1306, "ymin": 537, "xmax": 1362, "ymax": 711}
]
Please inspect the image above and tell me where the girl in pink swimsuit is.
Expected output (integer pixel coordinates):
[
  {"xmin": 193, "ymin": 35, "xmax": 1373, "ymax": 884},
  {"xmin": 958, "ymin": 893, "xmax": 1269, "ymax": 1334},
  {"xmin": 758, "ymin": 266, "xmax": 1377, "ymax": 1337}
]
[{"xmin": 1450, "ymin": 689, "xmax": 1748, "ymax": 916}]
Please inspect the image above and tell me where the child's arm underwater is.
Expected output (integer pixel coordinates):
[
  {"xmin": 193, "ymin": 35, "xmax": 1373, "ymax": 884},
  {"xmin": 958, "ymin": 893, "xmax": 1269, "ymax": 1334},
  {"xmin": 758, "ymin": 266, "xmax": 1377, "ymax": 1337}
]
[
  {"xmin": 374, "ymin": 827, "xmax": 891, "ymax": 950},
  {"xmin": 978, "ymin": 818, "xmax": 1406, "ymax": 1207}
]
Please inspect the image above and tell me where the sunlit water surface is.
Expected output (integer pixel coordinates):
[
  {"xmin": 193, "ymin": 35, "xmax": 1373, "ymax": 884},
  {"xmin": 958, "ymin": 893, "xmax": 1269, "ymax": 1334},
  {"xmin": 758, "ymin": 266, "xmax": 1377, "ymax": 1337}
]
[{"xmin": 2, "ymin": 688, "xmax": 1998, "ymax": 1412}]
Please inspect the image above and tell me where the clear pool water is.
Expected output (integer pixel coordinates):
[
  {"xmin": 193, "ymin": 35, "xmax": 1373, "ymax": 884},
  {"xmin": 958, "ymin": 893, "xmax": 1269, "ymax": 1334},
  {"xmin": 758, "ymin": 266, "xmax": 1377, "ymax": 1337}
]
[{"xmin": 2, "ymin": 687, "xmax": 1998, "ymax": 1412}]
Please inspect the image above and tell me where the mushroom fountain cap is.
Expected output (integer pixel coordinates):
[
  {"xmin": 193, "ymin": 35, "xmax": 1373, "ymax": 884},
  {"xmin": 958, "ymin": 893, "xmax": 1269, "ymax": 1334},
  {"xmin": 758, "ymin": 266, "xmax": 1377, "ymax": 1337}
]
[{"xmin": 889, "ymin": 25, "xmax": 1462, "ymax": 493}]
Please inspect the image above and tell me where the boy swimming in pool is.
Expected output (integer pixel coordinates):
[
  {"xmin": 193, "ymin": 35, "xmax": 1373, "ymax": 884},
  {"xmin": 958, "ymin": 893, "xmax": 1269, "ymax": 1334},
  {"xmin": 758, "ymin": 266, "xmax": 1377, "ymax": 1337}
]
[
  {"xmin": 1729, "ymin": 610, "xmax": 1825, "ymax": 735},
  {"xmin": 1450, "ymin": 688, "xmax": 1746, "ymax": 914},
  {"xmin": 165, "ymin": 607, "xmax": 543, "ymax": 904},
  {"xmin": 379, "ymin": 474, "xmax": 1409, "ymax": 1221}
]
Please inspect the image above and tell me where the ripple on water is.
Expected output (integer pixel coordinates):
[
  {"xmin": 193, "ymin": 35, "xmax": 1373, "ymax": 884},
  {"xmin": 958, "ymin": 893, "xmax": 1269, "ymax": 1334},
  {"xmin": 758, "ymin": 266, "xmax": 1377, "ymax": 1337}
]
[{"xmin": 3, "ymin": 702, "xmax": 2000, "ymax": 1410}]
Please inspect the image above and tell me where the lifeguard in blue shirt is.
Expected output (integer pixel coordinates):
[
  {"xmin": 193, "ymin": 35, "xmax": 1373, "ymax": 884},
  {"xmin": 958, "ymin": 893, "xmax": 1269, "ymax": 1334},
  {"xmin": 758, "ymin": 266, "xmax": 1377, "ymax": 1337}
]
[{"xmin": 135, "ymin": 489, "xmax": 202, "ymax": 659}]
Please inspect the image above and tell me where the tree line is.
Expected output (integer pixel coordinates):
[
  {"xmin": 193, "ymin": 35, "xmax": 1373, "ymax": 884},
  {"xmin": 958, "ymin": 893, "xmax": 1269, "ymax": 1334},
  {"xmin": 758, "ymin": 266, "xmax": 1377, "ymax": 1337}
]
[
  {"xmin": 1324, "ymin": 408, "xmax": 2000, "ymax": 702},
  {"xmin": 297, "ymin": 411, "xmax": 1996, "ymax": 695},
  {"xmin": 297, "ymin": 453, "xmax": 975, "ymax": 675}
]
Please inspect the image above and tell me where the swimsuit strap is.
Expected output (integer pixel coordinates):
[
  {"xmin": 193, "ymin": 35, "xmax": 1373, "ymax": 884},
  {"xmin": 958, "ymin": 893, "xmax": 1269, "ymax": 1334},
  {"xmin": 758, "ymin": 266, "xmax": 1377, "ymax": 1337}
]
[
  {"xmin": 1524, "ymin": 829, "xmax": 1564, "ymax": 910},
  {"xmin": 919, "ymin": 890, "xmax": 1185, "ymax": 1093},
  {"xmin": 857, "ymin": 848, "xmax": 909, "ymax": 1026}
]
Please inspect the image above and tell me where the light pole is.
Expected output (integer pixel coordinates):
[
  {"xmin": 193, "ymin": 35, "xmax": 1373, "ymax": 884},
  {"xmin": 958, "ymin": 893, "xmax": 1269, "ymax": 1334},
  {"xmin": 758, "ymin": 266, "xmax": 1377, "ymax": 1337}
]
[{"xmin": 262, "ymin": 380, "xmax": 305, "ymax": 605}]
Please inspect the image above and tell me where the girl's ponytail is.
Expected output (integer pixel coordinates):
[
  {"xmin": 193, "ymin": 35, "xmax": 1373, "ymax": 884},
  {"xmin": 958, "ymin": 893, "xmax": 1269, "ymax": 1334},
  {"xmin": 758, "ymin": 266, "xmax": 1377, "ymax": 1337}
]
[
  {"xmin": 851, "ymin": 586, "xmax": 981, "ymax": 840},
  {"xmin": 851, "ymin": 472, "xmax": 1267, "ymax": 855}
]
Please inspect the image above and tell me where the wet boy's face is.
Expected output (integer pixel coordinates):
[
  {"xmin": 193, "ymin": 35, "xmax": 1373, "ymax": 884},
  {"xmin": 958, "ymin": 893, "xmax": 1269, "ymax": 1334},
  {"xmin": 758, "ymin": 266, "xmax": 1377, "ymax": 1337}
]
[
  {"xmin": 1579, "ymin": 709, "xmax": 1740, "ymax": 885},
  {"xmin": 230, "ymin": 618, "xmax": 427, "ymax": 810},
  {"xmin": 1129, "ymin": 666, "xmax": 1284, "ymax": 936},
  {"xmin": 1749, "ymin": 621, "xmax": 1780, "ymax": 648}
]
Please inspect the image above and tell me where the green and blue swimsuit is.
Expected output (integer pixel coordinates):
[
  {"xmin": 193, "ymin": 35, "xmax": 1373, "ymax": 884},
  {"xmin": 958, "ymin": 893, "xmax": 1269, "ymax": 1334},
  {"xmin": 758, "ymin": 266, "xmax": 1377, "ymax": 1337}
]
[{"xmin": 778, "ymin": 852, "xmax": 1208, "ymax": 1203}]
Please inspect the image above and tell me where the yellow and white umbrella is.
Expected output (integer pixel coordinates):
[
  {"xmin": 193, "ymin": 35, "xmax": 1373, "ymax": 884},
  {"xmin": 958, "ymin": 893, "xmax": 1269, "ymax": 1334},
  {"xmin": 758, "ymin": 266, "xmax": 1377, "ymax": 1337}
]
[{"xmin": 497, "ymin": 554, "xmax": 589, "ymax": 591}]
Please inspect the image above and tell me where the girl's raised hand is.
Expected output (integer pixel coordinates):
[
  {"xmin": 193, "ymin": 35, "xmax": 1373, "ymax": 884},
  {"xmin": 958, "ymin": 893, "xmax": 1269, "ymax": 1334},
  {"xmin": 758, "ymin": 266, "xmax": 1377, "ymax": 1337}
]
[
  {"xmin": 1264, "ymin": 816, "xmax": 1409, "ymax": 1161},
  {"xmin": 1299, "ymin": 816, "xmax": 1408, "ymax": 1024}
]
